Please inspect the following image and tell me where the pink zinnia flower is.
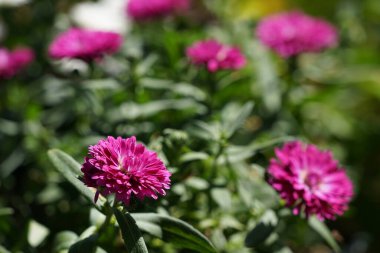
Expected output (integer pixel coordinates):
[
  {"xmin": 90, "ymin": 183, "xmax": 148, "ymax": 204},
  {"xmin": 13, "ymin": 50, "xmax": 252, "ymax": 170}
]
[
  {"xmin": 49, "ymin": 28, "xmax": 123, "ymax": 61},
  {"xmin": 186, "ymin": 39, "xmax": 246, "ymax": 72},
  {"xmin": 256, "ymin": 11, "xmax": 338, "ymax": 58},
  {"xmin": 268, "ymin": 141, "xmax": 353, "ymax": 220},
  {"xmin": 81, "ymin": 136, "xmax": 171, "ymax": 205},
  {"xmin": 126, "ymin": 0, "xmax": 189, "ymax": 21},
  {"xmin": 0, "ymin": 47, "xmax": 34, "ymax": 79}
]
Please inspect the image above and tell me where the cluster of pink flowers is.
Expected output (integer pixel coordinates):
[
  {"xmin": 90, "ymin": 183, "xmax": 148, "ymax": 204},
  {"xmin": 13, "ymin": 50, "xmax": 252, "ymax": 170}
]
[
  {"xmin": 81, "ymin": 136, "xmax": 171, "ymax": 205},
  {"xmin": 48, "ymin": 28, "xmax": 123, "ymax": 61},
  {"xmin": 256, "ymin": 11, "xmax": 338, "ymax": 58},
  {"xmin": 126, "ymin": 0, "xmax": 189, "ymax": 21},
  {"xmin": 186, "ymin": 39, "xmax": 246, "ymax": 72},
  {"xmin": 268, "ymin": 141, "xmax": 353, "ymax": 220},
  {"xmin": 0, "ymin": 47, "xmax": 34, "ymax": 79}
]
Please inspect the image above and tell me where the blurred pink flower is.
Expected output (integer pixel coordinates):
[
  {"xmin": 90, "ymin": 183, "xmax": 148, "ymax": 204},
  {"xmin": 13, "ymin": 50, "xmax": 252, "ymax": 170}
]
[
  {"xmin": 82, "ymin": 136, "xmax": 171, "ymax": 205},
  {"xmin": 49, "ymin": 28, "xmax": 123, "ymax": 60},
  {"xmin": 126, "ymin": 0, "xmax": 189, "ymax": 21},
  {"xmin": 186, "ymin": 39, "xmax": 246, "ymax": 72},
  {"xmin": 268, "ymin": 141, "xmax": 353, "ymax": 220},
  {"xmin": 256, "ymin": 11, "xmax": 338, "ymax": 58},
  {"xmin": 0, "ymin": 47, "xmax": 34, "ymax": 79}
]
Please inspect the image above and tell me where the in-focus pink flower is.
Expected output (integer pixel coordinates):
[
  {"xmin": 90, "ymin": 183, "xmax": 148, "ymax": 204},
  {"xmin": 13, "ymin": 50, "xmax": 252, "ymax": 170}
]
[
  {"xmin": 126, "ymin": 0, "xmax": 189, "ymax": 21},
  {"xmin": 82, "ymin": 136, "xmax": 171, "ymax": 205},
  {"xmin": 0, "ymin": 47, "xmax": 34, "ymax": 79},
  {"xmin": 186, "ymin": 39, "xmax": 246, "ymax": 72},
  {"xmin": 49, "ymin": 28, "xmax": 123, "ymax": 61},
  {"xmin": 256, "ymin": 11, "xmax": 338, "ymax": 58},
  {"xmin": 268, "ymin": 141, "xmax": 353, "ymax": 220}
]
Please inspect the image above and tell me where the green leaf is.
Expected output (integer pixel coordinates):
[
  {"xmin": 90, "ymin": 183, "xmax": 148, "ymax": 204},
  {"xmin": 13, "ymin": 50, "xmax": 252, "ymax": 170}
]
[
  {"xmin": 28, "ymin": 220, "xmax": 49, "ymax": 247},
  {"xmin": 113, "ymin": 208, "xmax": 149, "ymax": 253},
  {"xmin": 53, "ymin": 231, "xmax": 78, "ymax": 253},
  {"xmin": 185, "ymin": 177, "xmax": 209, "ymax": 190},
  {"xmin": 132, "ymin": 213, "xmax": 217, "ymax": 253},
  {"xmin": 180, "ymin": 152, "xmax": 210, "ymax": 163},
  {"xmin": 308, "ymin": 216, "xmax": 340, "ymax": 252},
  {"xmin": 211, "ymin": 188, "xmax": 232, "ymax": 210},
  {"xmin": 136, "ymin": 54, "xmax": 159, "ymax": 76},
  {"xmin": 248, "ymin": 136, "xmax": 295, "ymax": 152},
  {"xmin": 47, "ymin": 149, "xmax": 105, "ymax": 210},
  {"xmin": 0, "ymin": 148, "xmax": 25, "ymax": 178},
  {"xmin": 274, "ymin": 246, "xmax": 294, "ymax": 253},
  {"xmin": 250, "ymin": 41, "xmax": 281, "ymax": 113},
  {"xmin": 0, "ymin": 208, "xmax": 13, "ymax": 216},
  {"xmin": 68, "ymin": 235, "xmax": 98, "ymax": 253},
  {"xmin": 82, "ymin": 79, "xmax": 120, "ymax": 90},
  {"xmin": 0, "ymin": 245, "xmax": 11, "ymax": 253},
  {"xmin": 187, "ymin": 121, "xmax": 221, "ymax": 141},
  {"xmin": 108, "ymin": 99, "xmax": 206, "ymax": 121},
  {"xmin": 140, "ymin": 78, "xmax": 207, "ymax": 101},
  {"xmin": 221, "ymin": 102, "xmax": 254, "ymax": 138},
  {"xmin": 245, "ymin": 210, "xmax": 278, "ymax": 248}
]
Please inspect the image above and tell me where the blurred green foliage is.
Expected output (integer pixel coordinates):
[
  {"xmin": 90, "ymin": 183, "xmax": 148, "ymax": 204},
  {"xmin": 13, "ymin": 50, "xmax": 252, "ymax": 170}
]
[{"xmin": 1, "ymin": 0, "xmax": 380, "ymax": 252}]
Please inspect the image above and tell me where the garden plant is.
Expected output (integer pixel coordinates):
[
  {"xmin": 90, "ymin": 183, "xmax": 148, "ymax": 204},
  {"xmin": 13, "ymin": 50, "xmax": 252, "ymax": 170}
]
[{"xmin": 1, "ymin": 0, "xmax": 380, "ymax": 252}]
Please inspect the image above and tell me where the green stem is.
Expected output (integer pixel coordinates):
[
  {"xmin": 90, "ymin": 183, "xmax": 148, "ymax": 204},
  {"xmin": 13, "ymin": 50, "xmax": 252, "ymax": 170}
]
[
  {"xmin": 282, "ymin": 56, "xmax": 298, "ymax": 106},
  {"xmin": 206, "ymin": 140, "xmax": 226, "ymax": 214},
  {"xmin": 97, "ymin": 200, "xmax": 118, "ymax": 236},
  {"xmin": 204, "ymin": 71, "xmax": 218, "ymax": 115}
]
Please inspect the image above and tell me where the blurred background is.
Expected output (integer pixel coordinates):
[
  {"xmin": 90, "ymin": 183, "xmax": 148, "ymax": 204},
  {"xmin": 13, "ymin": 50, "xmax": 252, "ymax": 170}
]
[{"xmin": 1, "ymin": 0, "xmax": 380, "ymax": 252}]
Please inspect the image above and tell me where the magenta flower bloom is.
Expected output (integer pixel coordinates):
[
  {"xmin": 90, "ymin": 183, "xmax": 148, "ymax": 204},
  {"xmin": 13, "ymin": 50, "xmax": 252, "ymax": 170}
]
[
  {"xmin": 49, "ymin": 28, "xmax": 123, "ymax": 61},
  {"xmin": 256, "ymin": 11, "xmax": 338, "ymax": 58},
  {"xmin": 0, "ymin": 47, "xmax": 34, "ymax": 79},
  {"xmin": 82, "ymin": 136, "xmax": 171, "ymax": 205},
  {"xmin": 126, "ymin": 0, "xmax": 189, "ymax": 21},
  {"xmin": 186, "ymin": 39, "xmax": 246, "ymax": 72},
  {"xmin": 268, "ymin": 141, "xmax": 353, "ymax": 220}
]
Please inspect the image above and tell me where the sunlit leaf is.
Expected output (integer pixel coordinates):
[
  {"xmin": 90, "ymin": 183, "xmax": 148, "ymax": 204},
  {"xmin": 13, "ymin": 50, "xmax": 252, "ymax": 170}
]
[
  {"xmin": 113, "ymin": 208, "xmax": 149, "ymax": 253},
  {"xmin": 308, "ymin": 216, "xmax": 340, "ymax": 252},
  {"xmin": 221, "ymin": 102, "xmax": 254, "ymax": 138},
  {"xmin": 47, "ymin": 149, "xmax": 105, "ymax": 210},
  {"xmin": 53, "ymin": 231, "xmax": 78, "ymax": 253},
  {"xmin": 28, "ymin": 220, "xmax": 49, "ymax": 247},
  {"xmin": 132, "ymin": 213, "xmax": 217, "ymax": 253}
]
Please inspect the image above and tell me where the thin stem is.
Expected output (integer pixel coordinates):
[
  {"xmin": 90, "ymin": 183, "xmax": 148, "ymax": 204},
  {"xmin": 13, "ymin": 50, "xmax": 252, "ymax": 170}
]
[
  {"xmin": 206, "ymin": 139, "xmax": 226, "ymax": 214},
  {"xmin": 282, "ymin": 56, "xmax": 298, "ymax": 106},
  {"xmin": 97, "ymin": 201, "xmax": 117, "ymax": 236}
]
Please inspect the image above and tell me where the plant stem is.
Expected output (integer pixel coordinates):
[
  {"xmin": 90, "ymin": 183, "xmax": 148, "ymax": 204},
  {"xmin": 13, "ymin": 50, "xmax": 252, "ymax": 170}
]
[{"xmin": 97, "ymin": 204, "xmax": 114, "ymax": 236}]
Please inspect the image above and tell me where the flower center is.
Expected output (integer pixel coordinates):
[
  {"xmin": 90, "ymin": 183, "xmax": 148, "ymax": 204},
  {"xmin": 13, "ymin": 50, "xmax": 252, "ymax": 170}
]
[{"xmin": 300, "ymin": 170, "xmax": 321, "ymax": 191}]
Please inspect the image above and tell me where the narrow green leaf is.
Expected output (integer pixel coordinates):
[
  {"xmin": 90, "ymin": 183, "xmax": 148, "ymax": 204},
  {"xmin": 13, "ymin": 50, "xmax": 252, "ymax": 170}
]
[
  {"xmin": 248, "ymin": 136, "xmax": 296, "ymax": 154},
  {"xmin": 185, "ymin": 177, "xmax": 209, "ymax": 190},
  {"xmin": 0, "ymin": 208, "xmax": 13, "ymax": 216},
  {"xmin": 109, "ymin": 99, "xmax": 206, "ymax": 121},
  {"xmin": 0, "ymin": 148, "xmax": 25, "ymax": 178},
  {"xmin": 140, "ymin": 79, "xmax": 207, "ymax": 101},
  {"xmin": 245, "ymin": 210, "xmax": 278, "ymax": 248},
  {"xmin": 250, "ymin": 41, "xmax": 281, "ymax": 113},
  {"xmin": 308, "ymin": 216, "xmax": 340, "ymax": 252},
  {"xmin": 180, "ymin": 152, "xmax": 210, "ymax": 163},
  {"xmin": 113, "ymin": 208, "xmax": 149, "ymax": 253},
  {"xmin": 68, "ymin": 235, "xmax": 98, "ymax": 253},
  {"xmin": 222, "ymin": 102, "xmax": 254, "ymax": 138},
  {"xmin": 132, "ymin": 213, "xmax": 217, "ymax": 253},
  {"xmin": 82, "ymin": 79, "xmax": 120, "ymax": 90},
  {"xmin": 47, "ymin": 149, "xmax": 105, "ymax": 210}
]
